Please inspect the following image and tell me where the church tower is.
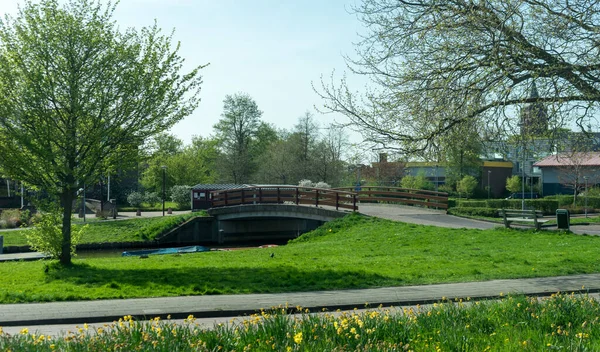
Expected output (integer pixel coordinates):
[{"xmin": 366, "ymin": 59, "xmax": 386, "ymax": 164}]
[{"xmin": 520, "ymin": 81, "xmax": 548, "ymax": 136}]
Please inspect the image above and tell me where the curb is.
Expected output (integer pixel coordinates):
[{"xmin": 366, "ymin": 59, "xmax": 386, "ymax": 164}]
[{"xmin": 3, "ymin": 288, "xmax": 599, "ymax": 327}]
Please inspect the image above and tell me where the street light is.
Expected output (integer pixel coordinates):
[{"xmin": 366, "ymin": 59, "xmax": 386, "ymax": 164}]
[
  {"xmin": 584, "ymin": 176, "xmax": 589, "ymax": 218},
  {"xmin": 521, "ymin": 146, "xmax": 526, "ymax": 211},
  {"xmin": 487, "ymin": 170, "xmax": 491, "ymax": 199},
  {"xmin": 161, "ymin": 165, "xmax": 167, "ymax": 216}
]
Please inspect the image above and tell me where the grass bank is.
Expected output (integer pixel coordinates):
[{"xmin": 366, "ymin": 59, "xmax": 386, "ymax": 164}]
[
  {"xmin": 2, "ymin": 293, "xmax": 599, "ymax": 351},
  {"xmin": 0, "ymin": 213, "xmax": 599, "ymax": 303},
  {"xmin": 1, "ymin": 213, "xmax": 199, "ymax": 247}
]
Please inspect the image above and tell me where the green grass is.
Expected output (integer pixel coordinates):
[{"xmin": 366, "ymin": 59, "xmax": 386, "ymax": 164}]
[
  {"xmin": 0, "ymin": 213, "xmax": 200, "ymax": 247},
  {"xmin": 3, "ymin": 293, "xmax": 600, "ymax": 351},
  {"xmin": 1, "ymin": 213, "xmax": 600, "ymax": 303}
]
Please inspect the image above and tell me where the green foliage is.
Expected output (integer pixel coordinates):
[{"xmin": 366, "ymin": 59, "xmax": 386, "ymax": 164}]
[
  {"xmin": 25, "ymin": 209, "xmax": 87, "ymax": 259},
  {"xmin": 458, "ymin": 199, "xmax": 558, "ymax": 215},
  {"xmin": 448, "ymin": 207, "xmax": 498, "ymax": 218},
  {"xmin": 456, "ymin": 175, "xmax": 478, "ymax": 198},
  {"xmin": 0, "ymin": 0, "xmax": 205, "ymax": 265},
  {"xmin": 400, "ymin": 174, "xmax": 431, "ymax": 190},
  {"xmin": 0, "ymin": 209, "xmax": 22, "ymax": 228},
  {"xmin": 127, "ymin": 192, "xmax": 144, "ymax": 208},
  {"xmin": 214, "ymin": 93, "xmax": 264, "ymax": 183},
  {"xmin": 170, "ymin": 185, "xmax": 192, "ymax": 209},
  {"xmin": 143, "ymin": 192, "xmax": 161, "ymax": 206},
  {"xmin": 506, "ymin": 175, "xmax": 522, "ymax": 194},
  {"xmin": 546, "ymin": 195, "xmax": 600, "ymax": 209},
  {"xmin": 457, "ymin": 200, "xmax": 487, "ymax": 208}
]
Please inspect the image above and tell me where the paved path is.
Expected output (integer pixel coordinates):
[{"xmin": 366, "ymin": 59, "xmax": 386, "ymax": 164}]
[
  {"xmin": 0, "ymin": 252, "xmax": 49, "ymax": 262},
  {"xmin": 1, "ymin": 273, "xmax": 598, "ymax": 327},
  {"xmin": 359, "ymin": 204, "xmax": 498, "ymax": 229}
]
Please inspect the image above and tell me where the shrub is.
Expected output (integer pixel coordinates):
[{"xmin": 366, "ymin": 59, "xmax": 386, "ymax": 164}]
[
  {"xmin": 447, "ymin": 207, "xmax": 498, "ymax": 218},
  {"xmin": 298, "ymin": 179, "xmax": 314, "ymax": 188},
  {"xmin": 143, "ymin": 192, "xmax": 161, "ymax": 206},
  {"xmin": 486, "ymin": 199, "xmax": 511, "ymax": 209},
  {"xmin": 1, "ymin": 209, "xmax": 22, "ymax": 228},
  {"xmin": 456, "ymin": 175, "xmax": 478, "ymax": 199},
  {"xmin": 314, "ymin": 181, "xmax": 331, "ymax": 189},
  {"xmin": 19, "ymin": 209, "xmax": 32, "ymax": 226},
  {"xmin": 127, "ymin": 191, "xmax": 144, "ymax": 208},
  {"xmin": 457, "ymin": 200, "xmax": 487, "ymax": 208},
  {"xmin": 170, "ymin": 185, "xmax": 192, "ymax": 209},
  {"xmin": 25, "ymin": 207, "xmax": 87, "ymax": 259}
]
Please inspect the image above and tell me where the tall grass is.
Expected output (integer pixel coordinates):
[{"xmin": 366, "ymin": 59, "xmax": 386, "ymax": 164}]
[{"xmin": 2, "ymin": 293, "xmax": 599, "ymax": 351}]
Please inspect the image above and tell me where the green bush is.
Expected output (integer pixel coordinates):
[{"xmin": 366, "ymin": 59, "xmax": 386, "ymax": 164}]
[
  {"xmin": 127, "ymin": 191, "xmax": 144, "ymax": 208},
  {"xmin": 170, "ymin": 185, "xmax": 192, "ymax": 209},
  {"xmin": 143, "ymin": 192, "xmax": 161, "ymax": 206},
  {"xmin": 486, "ymin": 199, "xmax": 511, "ymax": 209},
  {"xmin": 491, "ymin": 199, "xmax": 559, "ymax": 215},
  {"xmin": 457, "ymin": 200, "xmax": 487, "ymax": 208},
  {"xmin": 447, "ymin": 207, "xmax": 498, "ymax": 217},
  {"xmin": 25, "ymin": 208, "xmax": 88, "ymax": 259}
]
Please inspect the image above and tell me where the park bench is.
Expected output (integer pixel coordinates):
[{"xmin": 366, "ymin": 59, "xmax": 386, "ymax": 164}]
[{"xmin": 498, "ymin": 209, "xmax": 548, "ymax": 230}]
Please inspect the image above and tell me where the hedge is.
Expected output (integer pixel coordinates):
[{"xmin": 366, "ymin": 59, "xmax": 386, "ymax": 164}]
[
  {"xmin": 545, "ymin": 195, "xmax": 600, "ymax": 209},
  {"xmin": 447, "ymin": 207, "xmax": 498, "ymax": 218},
  {"xmin": 455, "ymin": 199, "xmax": 558, "ymax": 215}
]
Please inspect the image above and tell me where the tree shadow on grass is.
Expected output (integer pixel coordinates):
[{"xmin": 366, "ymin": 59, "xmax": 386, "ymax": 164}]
[{"xmin": 45, "ymin": 261, "xmax": 396, "ymax": 297}]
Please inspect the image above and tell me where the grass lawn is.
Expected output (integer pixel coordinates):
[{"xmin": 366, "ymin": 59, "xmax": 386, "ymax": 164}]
[
  {"xmin": 0, "ymin": 213, "xmax": 199, "ymax": 247},
  {"xmin": 0, "ymin": 212, "xmax": 599, "ymax": 303}
]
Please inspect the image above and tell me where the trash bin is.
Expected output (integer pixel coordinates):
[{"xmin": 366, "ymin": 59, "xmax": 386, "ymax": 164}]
[{"xmin": 556, "ymin": 209, "xmax": 570, "ymax": 230}]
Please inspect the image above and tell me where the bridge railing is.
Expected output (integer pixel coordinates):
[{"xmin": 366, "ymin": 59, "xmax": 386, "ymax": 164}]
[
  {"xmin": 210, "ymin": 186, "xmax": 358, "ymax": 211},
  {"xmin": 334, "ymin": 186, "xmax": 448, "ymax": 209}
]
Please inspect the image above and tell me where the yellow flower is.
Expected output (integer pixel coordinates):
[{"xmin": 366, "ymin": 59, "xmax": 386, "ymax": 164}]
[
  {"xmin": 293, "ymin": 331, "xmax": 303, "ymax": 344},
  {"xmin": 20, "ymin": 328, "xmax": 29, "ymax": 335},
  {"xmin": 286, "ymin": 347, "xmax": 292, "ymax": 352},
  {"xmin": 83, "ymin": 323, "xmax": 88, "ymax": 330}
]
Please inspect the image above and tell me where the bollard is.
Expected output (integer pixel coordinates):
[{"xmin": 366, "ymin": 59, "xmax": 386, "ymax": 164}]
[{"xmin": 0, "ymin": 235, "xmax": 3, "ymax": 254}]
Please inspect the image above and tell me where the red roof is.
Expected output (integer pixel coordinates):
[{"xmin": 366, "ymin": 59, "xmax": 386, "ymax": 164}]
[{"xmin": 534, "ymin": 152, "xmax": 600, "ymax": 167}]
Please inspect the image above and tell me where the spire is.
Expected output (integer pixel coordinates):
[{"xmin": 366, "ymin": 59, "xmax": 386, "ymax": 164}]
[{"xmin": 529, "ymin": 80, "xmax": 539, "ymax": 99}]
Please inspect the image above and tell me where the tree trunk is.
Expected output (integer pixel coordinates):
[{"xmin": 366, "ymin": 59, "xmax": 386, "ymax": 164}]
[{"xmin": 60, "ymin": 188, "xmax": 73, "ymax": 265}]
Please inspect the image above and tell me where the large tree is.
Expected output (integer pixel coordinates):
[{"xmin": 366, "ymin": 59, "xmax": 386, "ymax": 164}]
[
  {"xmin": 214, "ymin": 93, "xmax": 263, "ymax": 183},
  {"xmin": 0, "ymin": 0, "xmax": 205, "ymax": 264},
  {"xmin": 317, "ymin": 0, "xmax": 600, "ymax": 152}
]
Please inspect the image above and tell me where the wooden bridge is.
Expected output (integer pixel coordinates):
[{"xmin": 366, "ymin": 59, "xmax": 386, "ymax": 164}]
[
  {"xmin": 334, "ymin": 186, "xmax": 448, "ymax": 210},
  {"xmin": 209, "ymin": 185, "xmax": 448, "ymax": 211},
  {"xmin": 210, "ymin": 186, "xmax": 358, "ymax": 211}
]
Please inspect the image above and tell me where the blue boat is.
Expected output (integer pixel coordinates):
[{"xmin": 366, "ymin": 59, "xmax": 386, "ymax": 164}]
[{"xmin": 122, "ymin": 246, "xmax": 210, "ymax": 257}]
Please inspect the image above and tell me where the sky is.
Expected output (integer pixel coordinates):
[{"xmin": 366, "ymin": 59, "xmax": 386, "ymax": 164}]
[{"xmin": 0, "ymin": 0, "xmax": 367, "ymax": 145}]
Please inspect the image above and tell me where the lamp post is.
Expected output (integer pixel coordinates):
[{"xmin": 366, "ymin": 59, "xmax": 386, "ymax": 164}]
[
  {"xmin": 584, "ymin": 176, "xmax": 589, "ymax": 218},
  {"xmin": 487, "ymin": 170, "xmax": 491, "ymax": 199},
  {"xmin": 161, "ymin": 165, "xmax": 167, "ymax": 216}
]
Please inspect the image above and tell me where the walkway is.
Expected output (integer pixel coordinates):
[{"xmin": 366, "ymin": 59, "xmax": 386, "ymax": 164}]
[
  {"xmin": 359, "ymin": 204, "xmax": 497, "ymax": 229},
  {"xmin": 0, "ymin": 273, "xmax": 598, "ymax": 327}
]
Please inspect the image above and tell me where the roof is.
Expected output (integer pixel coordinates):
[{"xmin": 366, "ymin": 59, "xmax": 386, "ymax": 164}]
[
  {"xmin": 534, "ymin": 152, "xmax": 600, "ymax": 167},
  {"xmin": 191, "ymin": 184, "xmax": 249, "ymax": 191}
]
